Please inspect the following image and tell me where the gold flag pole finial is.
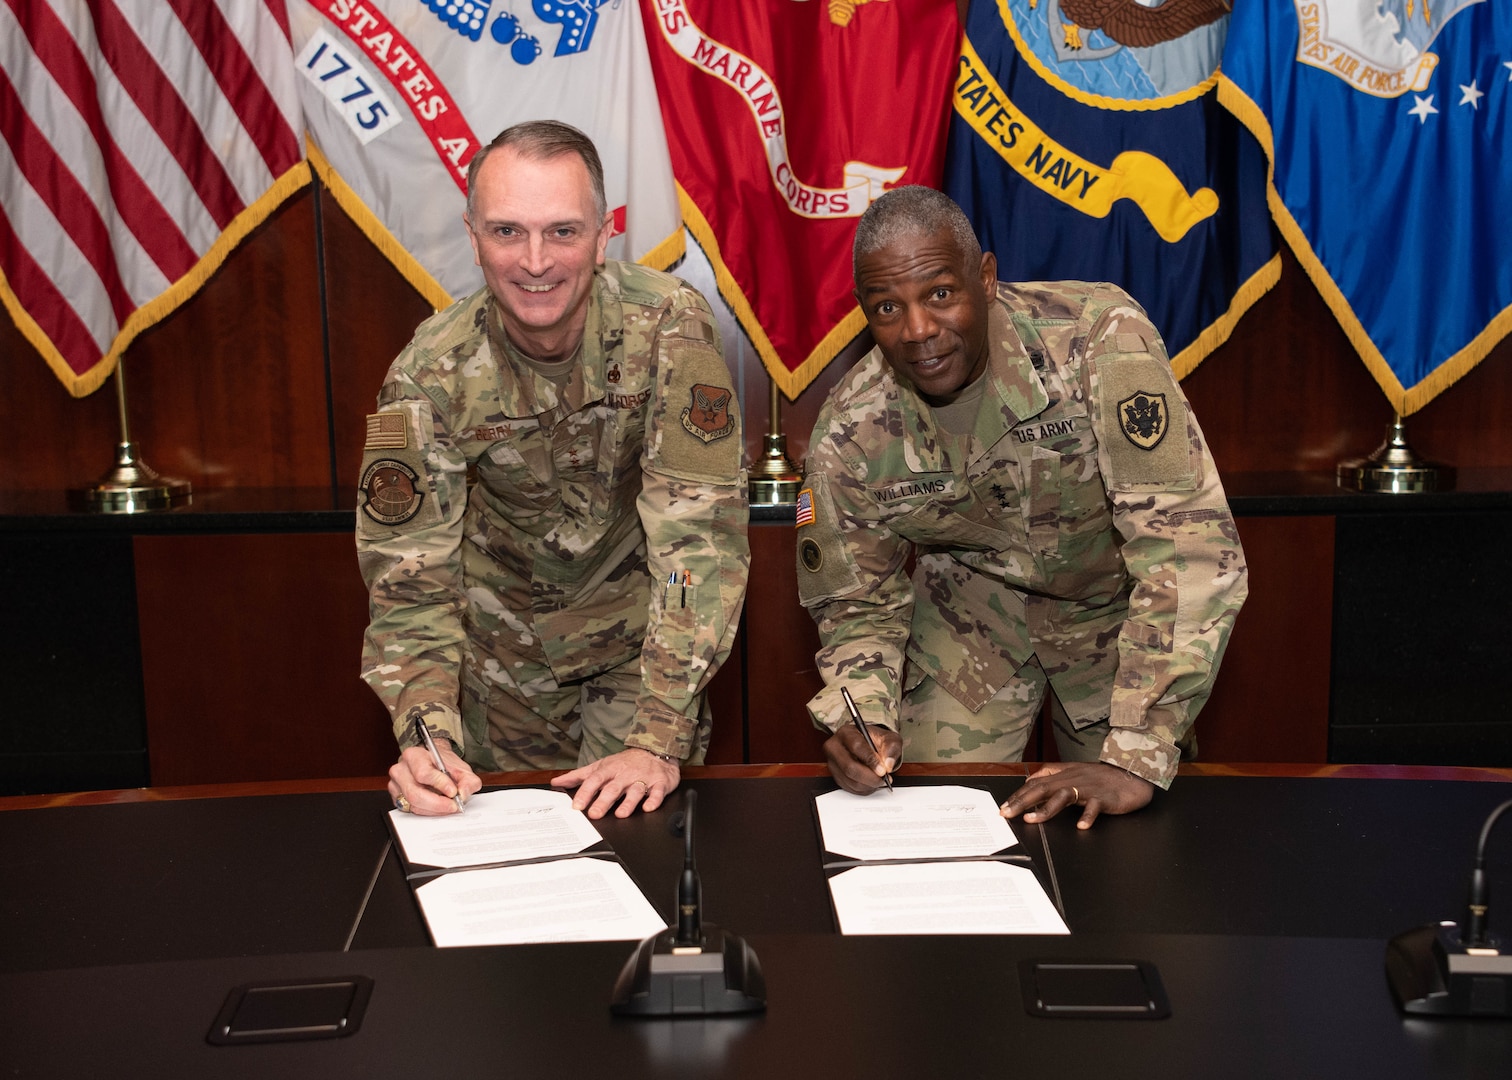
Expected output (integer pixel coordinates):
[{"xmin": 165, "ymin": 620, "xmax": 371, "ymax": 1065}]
[
  {"xmin": 1336, "ymin": 412, "xmax": 1454, "ymax": 494},
  {"xmin": 70, "ymin": 361, "xmax": 192, "ymax": 513},
  {"xmin": 749, "ymin": 381, "xmax": 803, "ymax": 507}
]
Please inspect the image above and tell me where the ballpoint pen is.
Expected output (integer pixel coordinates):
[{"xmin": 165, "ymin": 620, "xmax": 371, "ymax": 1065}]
[
  {"xmin": 681, "ymin": 569, "xmax": 690, "ymax": 609},
  {"xmin": 415, "ymin": 716, "xmax": 466, "ymax": 812},
  {"xmin": 840, "ymin": 686, "xmax": 893, "ymax": 791}
]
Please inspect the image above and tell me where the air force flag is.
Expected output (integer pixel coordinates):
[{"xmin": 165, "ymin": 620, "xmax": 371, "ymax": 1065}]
[
  {"xmin": 1220, "ymin": 0, "xmax": 1512, "ymax": 413},
  {"xmin": 944, "ymin": 0, "xmax": 1278, "ymax": 379}
]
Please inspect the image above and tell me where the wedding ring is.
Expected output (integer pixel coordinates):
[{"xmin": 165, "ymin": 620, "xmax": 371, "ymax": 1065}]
[{"xmin": 1071, "ymin": 787, "xmax": 1081, "ymax": 804}]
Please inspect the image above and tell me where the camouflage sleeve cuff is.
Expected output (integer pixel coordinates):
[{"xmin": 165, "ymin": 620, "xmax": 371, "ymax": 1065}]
[
  {"xmin": 624, "ymin": 699, "xmax": 698, "ymax": 762},
  {"xmin": 806, "ymin": 684, "xmax": 899, "ymax": 736},
  {"xmin": 1099, "ymin": 729, "xmax": 1180, "ymax": 790},
  {"xmin": 396, "ymin": 703, "xmax": 464, "ymax": 754}
]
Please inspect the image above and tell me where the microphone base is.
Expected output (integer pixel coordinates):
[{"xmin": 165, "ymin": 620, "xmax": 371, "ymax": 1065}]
[
  {"xmin": 1386, "ymin": 922, "xmax": 1512, "ymax": 1017},
  {"xmin": 610, "ymin": 924, "xmax": 766, "ymax": 1017}
]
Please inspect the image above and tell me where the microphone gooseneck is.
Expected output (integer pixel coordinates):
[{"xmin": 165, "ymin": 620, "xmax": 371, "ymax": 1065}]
[
  {"xmin": 676, "ymin": 788, "xmax": 702, "ymax": 947},
  {"xmin": 1464, "ymin": 798, "xmax": 1512, "ymax": 946}
]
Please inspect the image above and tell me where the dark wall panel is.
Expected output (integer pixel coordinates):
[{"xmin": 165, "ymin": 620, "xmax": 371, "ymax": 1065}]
[
  {"xmin": 135, "ymin": 532, "xmax": 395, "ymax": 785},
  {"xmin": 0, "ymin": 533, "xmax": 148, "ymax": 794},
  {"xmin": 1330, "ymin": 511, "xmax": 1512, "ymax": 766},
  {"xmin": 1196, "ymin": 516, "xmax": 1333, "ymax": 763}
]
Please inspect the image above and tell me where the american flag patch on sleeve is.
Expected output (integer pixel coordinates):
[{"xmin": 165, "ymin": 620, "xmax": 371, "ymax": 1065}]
[
  {"xmin": 365, "ymin": 412, "xmax": 408, "ymax": 450},
  {"xmin": 795, "ymin": 488, "xmax": 815, "ymax": 528}
]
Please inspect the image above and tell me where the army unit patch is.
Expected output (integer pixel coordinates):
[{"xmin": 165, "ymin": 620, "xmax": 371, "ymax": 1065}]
[
  {"xmin": 800, "ymin": 536, "xmax": 824, "ymax": 573},
  {"xmin": 680, "ymin": 383, "xmax": 735, "ymax": 443},
  {"xmin": 1117, "ymin": 391, "xmax": 1168, "ymax": 451},
  {"xmin": 360, "ymin": 459, "xmax": 425, "ymax": 525},
  {"xmin": 365, "ymin": 411, "xmax": 408, "ymax": 450}
]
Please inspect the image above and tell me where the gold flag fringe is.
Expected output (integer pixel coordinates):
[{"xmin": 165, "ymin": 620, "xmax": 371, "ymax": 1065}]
[
  {"xmin": 677, "ymin": 185, "xmax": 863, "ymax": 401},
  {"xmin": 6, "ymin": 159, "xmax": 313, "ymax": 399},
  {"xmin": 1217, "ymin": 75, "xmax": 1511, "ymax": 416}
]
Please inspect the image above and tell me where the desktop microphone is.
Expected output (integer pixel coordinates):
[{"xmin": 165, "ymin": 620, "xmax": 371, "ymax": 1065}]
[
  {"xmin": 610, "ymin": 789, "xmax": 766, "ymax": 1016},
  {"xmin": 1386, "ymin": 798, "xmax": 1512, "ymax": 1017},
  {"xmin": 675, "ymin": 791, "xmax": 701, "ymax": 948}
]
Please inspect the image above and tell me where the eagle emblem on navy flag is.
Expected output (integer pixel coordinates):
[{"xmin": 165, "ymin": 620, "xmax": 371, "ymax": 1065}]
[
  {"xmin": 681, "ymin": 383, "xmax": 735, "ymax": 443},
  {"xmin": 1118, "ymin": 390, "xmax": 1168, "ymax": 451}
]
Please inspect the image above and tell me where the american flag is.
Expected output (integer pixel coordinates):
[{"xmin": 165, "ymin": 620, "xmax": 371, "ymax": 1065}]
[
  {"xmin": 0, "ymin": 0, "xmax": 307, "ymax": 397},
  {"xmin": 794, "ymin": 488, "xmax": 814, "ymax": 528}
]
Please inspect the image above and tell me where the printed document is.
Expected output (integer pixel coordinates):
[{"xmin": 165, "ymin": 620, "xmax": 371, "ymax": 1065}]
[
  {"xmin": 415, "ymin": 857, "xmax": 667, "ymax": 947},
  {"xmin": 815, "ymin": 785, "xmax": 1018, "ymax": 861},
  {"xmin": 827, "ymin": 861, "xmax": 1069, "ymax": 935},
  {"xmin": 388, "ymin": 787, "xmax": 603, "ymax": 868},
  {"xmin": 387, "ymin": 788, "xmax": 666, "ymax": 946}
]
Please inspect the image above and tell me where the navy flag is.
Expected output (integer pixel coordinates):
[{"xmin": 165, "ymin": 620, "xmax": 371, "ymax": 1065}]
[
  {"xmin": 1220, "ymin": 0, "xmax": 1511, "ymax": 414},
  {"xmin": 944, "ymin": 0, "xmax": 1278, "ymax": 378}
]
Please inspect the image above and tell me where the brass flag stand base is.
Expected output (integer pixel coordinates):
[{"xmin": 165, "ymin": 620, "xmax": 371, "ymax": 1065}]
[
  {"xmin": 749, "ymin": 383, "xmax": 803, "ymax": 507},
  {"xmin": 69, "ymin": 362, "xmax": 191, "ymax": 513},
  {"xmin": 1336, "ymin": 413, "xmax": 1453, "ymax": 494}
]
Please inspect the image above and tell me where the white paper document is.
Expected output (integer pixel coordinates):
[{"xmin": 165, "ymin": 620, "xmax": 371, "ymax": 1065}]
[
  {"xmin": 415, "ymin": 857, "xmax": 668, "ymax": 947},
  {"xmin": 387, "ymin": 787, "xmax": 603, "ymax": 869},
  {"xmin": 814, "ymin": 785, "xmax": 1019, "ymax": 861},
  {"xmin": 827, "ymin": 861, "xmax": 1070, "ymax": 936}
]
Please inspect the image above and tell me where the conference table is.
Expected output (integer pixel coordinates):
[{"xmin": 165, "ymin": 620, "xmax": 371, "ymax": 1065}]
[{"xmin": 3, "ymin": 763, "xmax": 1510, "ymax": 1077}]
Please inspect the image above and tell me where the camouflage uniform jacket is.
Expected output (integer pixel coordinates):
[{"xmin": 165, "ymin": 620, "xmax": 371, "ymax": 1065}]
[
  {"xmin": 357, "ymin": 261, "xmax": 750, "ymax": 766},
  {"xmin": 797, "ymin": 282, "xmax": 1246, "ymax": 788}
]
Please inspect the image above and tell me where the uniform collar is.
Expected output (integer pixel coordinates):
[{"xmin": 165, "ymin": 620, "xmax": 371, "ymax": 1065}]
[{"xmin": 974, "ymin": 294, "xmax": 1050, "ymax": 454}]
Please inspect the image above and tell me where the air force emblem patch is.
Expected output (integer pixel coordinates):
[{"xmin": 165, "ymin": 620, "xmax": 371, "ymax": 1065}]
[
  {"xmin": 681, "ymin": 383, "xmax": 735, "ymax": 443},
  {"xmin": 1118, "ymin": 391, "xmax": 1168, "ymax": 451}
]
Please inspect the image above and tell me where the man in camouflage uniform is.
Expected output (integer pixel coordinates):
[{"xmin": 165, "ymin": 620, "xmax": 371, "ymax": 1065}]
[
  {"xmin": 359, "ymin": 121, "xmax": 748, "ymax": 819},
  {"xmin": 798, "ymin": 186, "xmax": 1246, "ymax": 827}
]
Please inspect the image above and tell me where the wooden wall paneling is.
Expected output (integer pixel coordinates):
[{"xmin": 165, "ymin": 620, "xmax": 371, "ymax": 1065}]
[
  {"xmin": 2, "ymin": 314, "xmax": 121, "ymax": 491},
  {"xmin": 1195, "ymin": 515, "xmax": 1334, "ymax": 763},
  {"xmin": 1402, "ymin": 340, "xmax": 1512, "ymax": 470},
  {"xmin": 743, "ymin": 523, "xmax": 828, "ymax": 763},
  {"xmin": 318, "ymin": 186, "xmax": 438, "ymax": 493},
  {"xmin": 135, "ymin": 532, "xmax": 395, "ymax": 785},
  {"xmin": 1179, "ymin": 243, "xmax": 1512, "ymax": 474},
  {"xmin": 113, "ymin": 191, "xmax": 331, "ymax": 490},
  {"xmin": 703, "ymin": 625, "xmax": 745, "ymax": 766}
]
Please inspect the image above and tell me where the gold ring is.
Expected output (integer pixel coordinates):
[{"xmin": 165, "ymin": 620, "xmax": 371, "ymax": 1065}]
[
  {"xmin": 630, "ymin": 780, "xmax": 649, "ymax": 791},
  {"xmin": 395, "ymin": 794, "xmax": 411, "ymax": 813},
  {"xmin": 1071, "ymin": 786, "xmax": 1080, "ymax": 804}
]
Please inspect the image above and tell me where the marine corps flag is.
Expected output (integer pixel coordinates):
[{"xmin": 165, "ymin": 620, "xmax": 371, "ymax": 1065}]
[
  {"xmin": 287, "ymin": 0, "xmax": 682, "ymax": 308},
  {"xmin": 944, "ymin": 0, "xmax": 1278, "ymax": 378},
  {"xmin": 639, "ymin": 0, "xmax": 958, "ymax": 398},
  {"xmin": 1, "ymin": 0, "xmax": 307, "ymax": 397},
  {"xmin": 1219, "ymin": 0, "xmax": 1512, "ymax": 414}
]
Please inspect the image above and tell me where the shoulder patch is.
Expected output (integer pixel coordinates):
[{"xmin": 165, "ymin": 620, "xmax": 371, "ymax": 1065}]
[
  {"xmin": 655, "ymin": 342, "xmax": 742, "ymax": 482},
  {"xmin": 1096, "ymin": 355, "xmax": 1194, "ymax": 488},
  {"xmin": 680, "ymin": 383, "xmax": 736, "ymax": 444},
  {"xmin": 360, "ymin": 458, "xmax": 425, "ymax": 526},
  {"xmin": 794, "ymin": 473, "xmax": 862, "ymax": 604},
  {"xmin": 357, "ymin": 445, "xmax": 442, "ymax": 534},
  {"xmin": 1115, "ymin": 390, "xmax": 1168, "ymax": 451},
  {"xmin": 365, "ymin": 412, "xmax": 408, "ymax": 450}
]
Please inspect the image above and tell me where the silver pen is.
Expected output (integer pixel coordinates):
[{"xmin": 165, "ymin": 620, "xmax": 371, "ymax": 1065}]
[{"xmin": 415, "ymin": 716, "xmax": 466, "ymax": 812}]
